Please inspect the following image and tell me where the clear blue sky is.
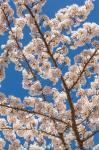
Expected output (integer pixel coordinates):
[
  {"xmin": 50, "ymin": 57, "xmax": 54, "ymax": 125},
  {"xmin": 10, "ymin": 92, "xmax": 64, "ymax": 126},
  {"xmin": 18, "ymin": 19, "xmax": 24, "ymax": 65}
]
[{"xmin": 0, "ymin": 0, "xmax": 99, "ymax": 149}]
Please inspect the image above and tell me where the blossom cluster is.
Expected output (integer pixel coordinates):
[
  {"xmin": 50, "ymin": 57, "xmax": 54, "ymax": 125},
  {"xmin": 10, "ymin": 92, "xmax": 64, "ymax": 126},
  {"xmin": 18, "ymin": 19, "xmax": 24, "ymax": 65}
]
[
  {"xmin": 71, "ymin": 23, "xmax": 99, "ymax": 49},
  {"xmin": 0, "ymin": 0, "xmax": 99, "ymax": 149},
  {"xmin": 43, "ymin": 0, "xmax": 94, "ymax": 32}
]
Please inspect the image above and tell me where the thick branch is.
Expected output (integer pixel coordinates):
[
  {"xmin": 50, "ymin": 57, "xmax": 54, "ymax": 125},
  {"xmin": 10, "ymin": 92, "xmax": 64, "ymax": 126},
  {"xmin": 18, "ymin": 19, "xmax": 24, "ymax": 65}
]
[
  {"xmin": 58, "ymin": 133, "xmax": 69, "ymax": 150},
  {"xmin": 1, "ymin": 8, "xmax": 69, "ymax": 150},
  {"xmin": 24, "ymin": 4, "xmax": 84, "ymax": 150}
]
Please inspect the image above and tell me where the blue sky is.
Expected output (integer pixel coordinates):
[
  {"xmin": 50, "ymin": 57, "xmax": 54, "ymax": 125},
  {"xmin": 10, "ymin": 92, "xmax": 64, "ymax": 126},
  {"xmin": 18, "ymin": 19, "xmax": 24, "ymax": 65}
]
[{"xmin": 0, "ymin": 0, "xmax": 99, "ymax": 149}]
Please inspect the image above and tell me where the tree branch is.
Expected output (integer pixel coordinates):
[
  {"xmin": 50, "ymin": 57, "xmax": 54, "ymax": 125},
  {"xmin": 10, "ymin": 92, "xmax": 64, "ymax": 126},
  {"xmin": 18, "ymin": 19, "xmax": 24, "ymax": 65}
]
[
  {"xmin": 0, "ymin": 103, "xmax": 69, "ymax": 125},
  {"xmin": 76, "ymin": 109, "xmax": 93, "ymax": 126},
  {"xmin": 1, "ymin": 7, "xmax": 47, "ymax": 102},
  {"xmin": 24, "ymin": 4, "xmax": 84, "ymax": 149},
  {"xmin": 1, "ymin": 7, "xmax": 37, "ymax": 80},
  {"xmin": 70, "ymin": 48, "xmax": 98, "ymax": 90},
  {"xmin": 58, "ymin": 133, "xmax": 69, "ymax": 150},
  {"xmin": 1, "ymin": 7, "xmax": 69, "ymax": 150},
  {"xmin": 82, "ymin": 130, "xmax": 99, "ymax": 142},
  {"xmin": 0, "ymin": 127, "xmax": 60, "ymax": 139}
]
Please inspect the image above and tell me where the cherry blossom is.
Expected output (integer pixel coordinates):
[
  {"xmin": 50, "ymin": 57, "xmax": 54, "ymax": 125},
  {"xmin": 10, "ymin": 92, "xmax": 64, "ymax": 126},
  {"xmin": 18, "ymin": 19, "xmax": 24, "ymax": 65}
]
[{"xmin": 0, "ymin": 0, "xmax": 99, "ymax": 150}]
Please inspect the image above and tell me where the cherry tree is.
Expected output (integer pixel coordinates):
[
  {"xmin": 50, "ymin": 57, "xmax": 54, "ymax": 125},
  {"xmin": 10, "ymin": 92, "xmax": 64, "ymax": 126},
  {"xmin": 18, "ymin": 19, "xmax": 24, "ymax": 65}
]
[{"xmin": 0, "ymin": 0, "xmax": 99, "ymax": 149}]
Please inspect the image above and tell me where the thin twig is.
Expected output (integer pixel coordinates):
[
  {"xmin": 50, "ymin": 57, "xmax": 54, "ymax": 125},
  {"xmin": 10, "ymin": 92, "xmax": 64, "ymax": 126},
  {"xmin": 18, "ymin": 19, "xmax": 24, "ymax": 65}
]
[
  {"xmin": 82, "ymin": 129, "xmax": 99, "ymax": 142},
  {"xmin": 69, "ymin": 48, "xmax": 98, "ymax": 90}
]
